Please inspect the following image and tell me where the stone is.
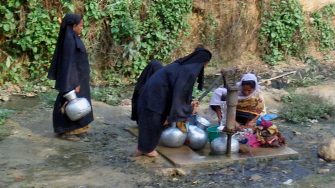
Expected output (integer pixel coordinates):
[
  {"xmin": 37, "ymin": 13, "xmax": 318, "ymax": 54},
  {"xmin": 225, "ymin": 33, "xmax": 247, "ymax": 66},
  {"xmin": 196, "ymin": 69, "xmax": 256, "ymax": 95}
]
[
  {"xmin": 0, "ymin": 95, "xmax": 10, "ymax": 101},
  {"xmin": 120, "ymin": 99, "xmax": 131, "ymax": 106},
  {"xmin": 293, "ymin": 131, "xmax": 301, "ymax": 135},
  {"xmin": 318, "ymin": 168, "xmax": 330, "ymax": 174},
  {"xmin": 318, "ymin": 138, "xmax": 335, "ymax": 161},
  {"xmin": 157, "ymin": 168, "xmax": 187, "ymax": 177},
  {"xmin": 283, "ymin": 179, "xmax": 293, "ymax": 185},
  {"xmin": 249, "ymin": 174, "xmax": 262, "ymax": 181}
]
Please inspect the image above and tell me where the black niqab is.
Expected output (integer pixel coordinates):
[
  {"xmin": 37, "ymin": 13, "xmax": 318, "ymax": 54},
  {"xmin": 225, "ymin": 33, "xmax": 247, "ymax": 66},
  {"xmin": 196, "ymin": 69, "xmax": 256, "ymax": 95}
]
[
  {"xmin": 48, "ymin": 14, "xmax": 82, "ymax": 92},
  {"xmin": 131, "ymin": 60, "xmax": 163, "ymax": 121},
  {"xmin": 174, "ymin": 48, "xmax": 212, "ymax": 90}
]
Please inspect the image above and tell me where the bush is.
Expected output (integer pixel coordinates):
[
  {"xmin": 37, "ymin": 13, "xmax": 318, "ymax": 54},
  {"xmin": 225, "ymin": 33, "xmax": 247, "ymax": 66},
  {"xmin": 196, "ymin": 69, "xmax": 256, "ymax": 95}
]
[
  {"xmin": 280, "ymin": 93, "xmax": 334, "ymax": 123},
  {"xmin": 0, "ymin": 108, "xmax": 13, "ymax": 140}
]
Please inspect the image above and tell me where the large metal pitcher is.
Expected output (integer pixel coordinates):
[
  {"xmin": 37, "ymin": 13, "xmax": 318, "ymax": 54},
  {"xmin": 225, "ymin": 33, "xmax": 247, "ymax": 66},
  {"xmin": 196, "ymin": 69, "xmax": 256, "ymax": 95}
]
[
  {"xmin": 186, "ymin": 125, "xmax": 208, "ymax": 150},
  {"xmin": 63, "ymin": 90, "xmax": 92, "ymax": 121},
  {"xmin": 210, "ymin": 135, "xmax": 239, "ymax": 155},
  {"xmin": 160, "ymin": 122, "xmax": 187, "ymax": 148}
]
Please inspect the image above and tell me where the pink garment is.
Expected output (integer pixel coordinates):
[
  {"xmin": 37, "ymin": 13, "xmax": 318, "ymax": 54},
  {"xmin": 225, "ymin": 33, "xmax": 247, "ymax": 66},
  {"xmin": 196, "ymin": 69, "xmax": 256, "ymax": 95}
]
[
  {"xmin": 260, "ymin": 118, "xmax": 273, "ymax": 129},
  {"xmin": 246, "ymin": 134, "xmax": 260, "ymax": 148}
]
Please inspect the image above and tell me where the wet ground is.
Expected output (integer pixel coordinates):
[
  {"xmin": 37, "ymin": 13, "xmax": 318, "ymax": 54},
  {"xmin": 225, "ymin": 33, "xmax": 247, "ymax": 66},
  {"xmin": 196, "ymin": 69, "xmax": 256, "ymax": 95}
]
[{"xmin": 1, "ymin": 83, "xmax": 335, "ymax": 187}]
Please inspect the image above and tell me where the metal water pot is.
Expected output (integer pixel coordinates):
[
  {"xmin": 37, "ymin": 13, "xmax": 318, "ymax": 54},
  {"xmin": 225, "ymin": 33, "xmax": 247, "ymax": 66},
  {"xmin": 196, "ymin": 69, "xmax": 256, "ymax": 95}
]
[
  {"xmin": 210, "ymin": 136, "xmax": 239, "ymax": 155},
  {"xmin": 160, "ymin": 123, "xmax": 187, "ymax": 148},
  {"xmin": 195, "ymin": 115, "xmax": 211, "ymax": 130},
  {"xmin": 63, "ymin": 90, "xmax": 92, "ymax": 121},
  {"xmin": 186, "ymin": 125, "xmax": 208, "ymax": 150},
  {"xmin": 188, "ymin": 115, "xmax": 211, "ymax": 130}
]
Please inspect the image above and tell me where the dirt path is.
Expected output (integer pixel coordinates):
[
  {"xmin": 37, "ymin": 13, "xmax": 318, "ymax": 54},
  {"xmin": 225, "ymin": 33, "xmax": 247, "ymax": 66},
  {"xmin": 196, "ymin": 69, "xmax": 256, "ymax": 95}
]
[{"xmin": 1, "ymin": 81, "xmax": 335, "ymax": 187}]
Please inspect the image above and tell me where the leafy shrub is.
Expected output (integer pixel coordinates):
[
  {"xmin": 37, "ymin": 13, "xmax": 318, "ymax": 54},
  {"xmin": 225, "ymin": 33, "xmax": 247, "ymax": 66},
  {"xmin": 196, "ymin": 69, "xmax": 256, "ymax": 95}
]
[
  {"xmin": 259, "ymin": 0, "xmax": 307, "ymax": 65},
  {"xmin": 91, "ymin": 85, "xmax": 133, "ymax": 106},
  {"xmin": 39, "ymin": 91, "xmax": 58, "ymax": 107},
  {"xmin": 280, "ymin": 93, "xmax": 334, "ymax": 123},
  {"xmin": 0, "ymin": 108, "xmax": 13, "ymax": 139},
  {"xmin": 311, "ymin": 4, "xmax": 335, "ymax": 51},
  {"xmin": 0, "ymin": 108, "xmax": 12, "ymax": 125}
]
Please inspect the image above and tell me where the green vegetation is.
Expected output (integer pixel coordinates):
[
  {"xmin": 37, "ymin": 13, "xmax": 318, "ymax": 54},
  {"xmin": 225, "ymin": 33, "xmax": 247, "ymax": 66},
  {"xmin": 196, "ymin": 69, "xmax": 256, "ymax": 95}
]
[
  {"xmin": 280, "ymin": 93, "xmax": 334, "ymax": 123},
  {"xmin": 0, "ymin": 108, "xmax": 13, "ymax": 139},
  {"xmin": 0, "ymin": 108, "xmax": 12, "ymax": 125},
  {"xmin": 39, "ymin": 91, "xmax": 58, "ymax": 107},
  {"xmin": 311, "ymin": 4, "xmax": 335, "ymax": 50},
  {"xmin": 1, "ymin": 1, "xmax": 335, "ymax": 106},
  {"xmin": 0, "ymin": 0, "xmax": 192, "ymax": 87},
  {"xmin": 259, "ymin": 0, "xmax": 307, "ymax": 65},
  {"xmin": 91, "ymin": 85, "xmax": 134, "ymax": 106},
  {"xmin": 260, "ymin": 1, "xmax": 335, "ymax": 65},
  {"xmin": 289, "ymin": 56, "xmax": 324, "ymax": 87}
]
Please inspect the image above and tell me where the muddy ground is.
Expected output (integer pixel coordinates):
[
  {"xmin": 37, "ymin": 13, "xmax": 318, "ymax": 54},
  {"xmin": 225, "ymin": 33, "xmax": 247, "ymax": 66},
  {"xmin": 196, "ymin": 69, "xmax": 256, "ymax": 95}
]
[{"xmin": 1, "ymin": 81, "xmax": 335, "ymax": 188}]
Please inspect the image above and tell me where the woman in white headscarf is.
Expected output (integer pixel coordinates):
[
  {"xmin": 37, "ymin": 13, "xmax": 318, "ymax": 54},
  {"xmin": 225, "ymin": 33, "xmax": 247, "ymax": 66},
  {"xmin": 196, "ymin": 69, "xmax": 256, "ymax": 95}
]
[
  {"xmin": 209, "ymin": 73, "xmax": 264, "ymax": 129},
  {"xmin": 235, "ymin": 73, "xmax": 264, "ymax": 129}
]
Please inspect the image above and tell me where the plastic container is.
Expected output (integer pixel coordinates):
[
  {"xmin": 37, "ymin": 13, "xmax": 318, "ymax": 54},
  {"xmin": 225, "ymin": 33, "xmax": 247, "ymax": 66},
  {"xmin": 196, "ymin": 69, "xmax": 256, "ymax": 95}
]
[{"xmin": 206, "ymin": 125, "xmax": 221, "ymax": 142}]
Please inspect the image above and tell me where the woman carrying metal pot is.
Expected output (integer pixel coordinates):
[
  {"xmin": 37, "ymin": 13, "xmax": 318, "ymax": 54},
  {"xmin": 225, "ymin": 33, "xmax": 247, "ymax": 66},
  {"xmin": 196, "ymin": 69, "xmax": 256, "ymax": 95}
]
[
  {"xmin": 47, "ymin": 13, "xmax": 93, "ymax": 141},
  {"xmin": 135, "ymin": 47, "xmax": 212, "ymax": 157}
]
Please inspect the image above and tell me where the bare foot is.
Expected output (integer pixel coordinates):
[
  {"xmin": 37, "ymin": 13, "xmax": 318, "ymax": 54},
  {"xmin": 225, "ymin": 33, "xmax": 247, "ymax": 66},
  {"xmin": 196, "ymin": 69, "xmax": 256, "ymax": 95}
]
[
  {"xmin": 134, "ymin": 149, "xmax": 158, "ymax": 157},
  {"xmin": 145, "ymin": 150, "xmax": 158, "ymax": 157}
]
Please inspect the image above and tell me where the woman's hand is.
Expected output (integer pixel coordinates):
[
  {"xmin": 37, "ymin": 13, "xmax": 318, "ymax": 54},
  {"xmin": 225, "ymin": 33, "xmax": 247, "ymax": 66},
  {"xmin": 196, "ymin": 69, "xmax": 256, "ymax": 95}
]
[
  {"xmin": 75, "ymin": 85, "xmax": 81, "ymax": 93},
  {"xmin": 191, "ymin": 100, "xmax": 200, "ymax": 114},
  {"xmin": 163, "ymin": 119, "xmax": 169, "ymax": 126}
]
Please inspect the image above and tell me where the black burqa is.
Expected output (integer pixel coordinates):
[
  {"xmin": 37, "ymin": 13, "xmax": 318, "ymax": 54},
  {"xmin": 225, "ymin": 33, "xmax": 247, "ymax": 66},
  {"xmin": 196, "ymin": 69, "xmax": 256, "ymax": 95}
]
[
  {"xmin": 131, "ymin": 60, "xmax": 163, "ymax": 122},
  {"xmin": 137, "ymin": 48, "xmax": 212, "ymax": 153},
  {"xmin": 48, "ymin": 14, "xmax": 94, "ymax": 134}
]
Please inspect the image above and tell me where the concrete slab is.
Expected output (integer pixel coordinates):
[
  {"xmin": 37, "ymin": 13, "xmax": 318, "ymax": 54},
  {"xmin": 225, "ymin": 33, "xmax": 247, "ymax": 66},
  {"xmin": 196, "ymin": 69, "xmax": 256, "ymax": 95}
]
[{"xmin": 126, "ymin": 127, "xmax": 299, "ymax": 168}]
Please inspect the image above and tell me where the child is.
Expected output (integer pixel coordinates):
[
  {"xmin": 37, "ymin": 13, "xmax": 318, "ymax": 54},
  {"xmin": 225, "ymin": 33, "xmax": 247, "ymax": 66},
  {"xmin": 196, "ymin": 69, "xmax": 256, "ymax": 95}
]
[{"xmin": 209, "ymin": 87, "xmax": 227, "ymax": 125}]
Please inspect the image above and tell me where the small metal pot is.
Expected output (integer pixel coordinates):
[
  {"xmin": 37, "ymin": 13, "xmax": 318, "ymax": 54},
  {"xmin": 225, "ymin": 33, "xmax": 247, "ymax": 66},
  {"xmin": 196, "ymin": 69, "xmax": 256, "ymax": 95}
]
[
  {"xmin": 210, "ymin": 136, "xmax": 239, "ymax": 155},
  {"xmin": 63, "ymin": 90, "xmax": 92, "ymax": 121},
  {"xmin": 195, "ymin": 115, "xmax": 211, "ymax": 130},
  {"xmin": 186, "ymin": 125, "xmax": 208, "ymax": 150},
  {"xmin": 160, "ymin": 123, "xmax": 187, "ymax": 148}
]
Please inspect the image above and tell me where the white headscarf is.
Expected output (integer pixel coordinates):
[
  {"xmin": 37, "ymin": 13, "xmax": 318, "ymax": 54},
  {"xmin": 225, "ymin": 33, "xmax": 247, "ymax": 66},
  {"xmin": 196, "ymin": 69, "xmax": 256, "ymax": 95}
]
[
  {"xmin": 236, "ymin": 73, "xmax": 261, "ymax": 100},
  {"xmin": 209, "ymin": 87, "xmax": 227, "ymax": 106}
]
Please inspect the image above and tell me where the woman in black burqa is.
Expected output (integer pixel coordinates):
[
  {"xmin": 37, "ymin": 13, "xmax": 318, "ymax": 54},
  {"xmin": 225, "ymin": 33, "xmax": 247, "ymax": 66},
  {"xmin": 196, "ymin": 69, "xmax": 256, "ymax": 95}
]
[
  {"xmin": 136, "ymin": 47, "xmax": 212, "ymax": 157},
  {"xmin": 47, "ymin": 13, "xmax": 94, "ymax": 141},
  {"xmin": 131, "ymin": 60, "xmax": 163, "ymax": 122}
]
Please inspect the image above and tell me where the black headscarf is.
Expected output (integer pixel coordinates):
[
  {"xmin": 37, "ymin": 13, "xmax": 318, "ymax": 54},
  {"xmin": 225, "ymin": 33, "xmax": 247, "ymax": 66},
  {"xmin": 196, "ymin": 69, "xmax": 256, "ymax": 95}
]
[
  {"xmin": 175, "ymin": 47, "xmax": 212, "ymax": 90},
  {"xmin": 48, "ymin": 14, "xmax": 82, "ymax": 81},
  {"xmin": 131, "ymin": 60, "xmax": 163, "ymax": 121}
]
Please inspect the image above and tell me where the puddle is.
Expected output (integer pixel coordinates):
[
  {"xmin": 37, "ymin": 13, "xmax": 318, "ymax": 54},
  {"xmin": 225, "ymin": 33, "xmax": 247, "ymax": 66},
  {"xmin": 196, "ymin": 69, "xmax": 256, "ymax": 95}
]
[{"xmin": 0, "ymin": 95, "xmax": 40, "ymax": 111}]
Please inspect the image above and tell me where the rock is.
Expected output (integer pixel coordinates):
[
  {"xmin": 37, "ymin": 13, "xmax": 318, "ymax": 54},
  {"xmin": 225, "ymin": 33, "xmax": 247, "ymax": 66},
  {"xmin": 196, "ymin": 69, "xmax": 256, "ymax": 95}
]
[
  {"xmin": 157, "ymin": 168, "xmax": 187, "ymax": 177},
  {"xmin": 321, "ymin": 114, "xmax": 331, "ymax": 120},
  {"xmin": 308, "ymin": 119, "xmax": 318, "ymax": 123},
  {"xmin": 120, "ymin": 99, "xmax": 131, "ymax": 106},
  {"xmin": 26, "ymin": 92, "xmax": 37, "ymax": 97},
  {"xmin": 318, "ymin": 138, "xmax": 335, "ymax": 162},
  {"xmin": 293, "ymin": 131, "xmax": 301, "ymax": 135},
  {"xmin": 0, "ymin": 95, "xmax": 10, "ymax": 101},
  {"xmin": 249, "ymin": 174, "xmax": 262, "ymax": 181},
  {"xmin": 193, "ymin": 0, "xmax": 209, "ymax": 11},
  {"xmin": 283, "ymin": 179, "xmax": 293, "ymax": 185},
  {"xmin": 318, "ymin": 168, "xmax": 330, "ymax": 174}
]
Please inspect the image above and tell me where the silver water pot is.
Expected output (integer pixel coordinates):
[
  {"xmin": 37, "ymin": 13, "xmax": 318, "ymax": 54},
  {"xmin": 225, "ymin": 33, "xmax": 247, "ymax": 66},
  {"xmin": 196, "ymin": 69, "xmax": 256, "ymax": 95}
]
[
  {"xmin": 210, "ymin": 135, "xmax": 239, "ymax": 155},
  {"xmin": 160, "ymin": 122, "xmax": 187, "ymax": 148},
  {"xmin": 186, "ymin": 125, "xmax": 208, "ymax": 150},
  {"xmin": 195, "ymin": 115, "xmax": 211, "ymax": 130},
  {"xmin": 63, "ymin": 90, "xmax": 92, "ymax": 121}
]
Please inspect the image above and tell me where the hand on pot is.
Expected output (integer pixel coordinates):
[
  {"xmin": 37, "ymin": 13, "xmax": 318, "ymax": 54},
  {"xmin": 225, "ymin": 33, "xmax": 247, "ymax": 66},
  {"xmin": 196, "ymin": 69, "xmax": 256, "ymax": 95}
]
[
  {"xmin": 75, "ymin": 85, "xmax": 81, "ymax": 93},
  {"xmin": 191, "ymin": 100, "xmax": 200, "ymax": 114}
]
